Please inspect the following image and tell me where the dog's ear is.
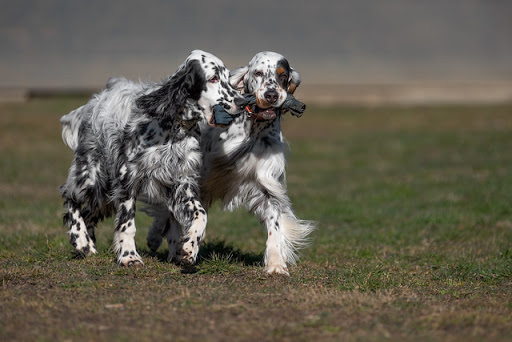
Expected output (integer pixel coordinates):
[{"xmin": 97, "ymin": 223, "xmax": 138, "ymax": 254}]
[
  {"xmin": 135, "ymin": 79, "xmax": 175, "ymax": 117},
  {"xmin": 136, "ymin": 60, "xmax": 206, "ymax": 117},
  {"xmin": 181, "ymin": 59, "xmax": 206, "ymax": 102},
  {"xmin": 229, "ymin": 66, "xmax": 249, "ymax": 92},
  {"xmin": 288, "ymin": 68, "xmax": 301, "ymax": 94}
]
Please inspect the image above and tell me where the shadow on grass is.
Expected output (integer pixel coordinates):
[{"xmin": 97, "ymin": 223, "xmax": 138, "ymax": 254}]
[
  {"xmin": 198, "ymin": 240, "xmax": 263, "ymax": 267},
  {"xmin": 146, "ymin": 239, "xmax": 263, "ymax": 268}
]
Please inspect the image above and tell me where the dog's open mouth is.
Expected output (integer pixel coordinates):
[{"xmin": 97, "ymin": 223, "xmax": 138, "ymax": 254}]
[
  {"xmin": 248, "ymin": 105, "xmax": 277, "ymax": 121},
  {"xmin": 208, "ymin": 113, "xmax": 217, "ymax": 127}
]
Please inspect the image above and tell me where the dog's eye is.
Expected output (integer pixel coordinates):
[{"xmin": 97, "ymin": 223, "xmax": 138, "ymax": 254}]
[
  {"xmin": 209, "ymin": 75, "xmax": 219, "ymax": 83},
  {"xmin": 254, "ymin": 71, "xmax": 263, "ymax": 77},
  {"xmin": 280, "ymin": 73, "xmax": 288, "ymax": 81}
]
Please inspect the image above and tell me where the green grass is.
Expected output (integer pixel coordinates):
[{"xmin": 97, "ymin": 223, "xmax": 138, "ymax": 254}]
[{"xmin": 1, "ymin": 97, "xmax": 512, "ymax": 341}]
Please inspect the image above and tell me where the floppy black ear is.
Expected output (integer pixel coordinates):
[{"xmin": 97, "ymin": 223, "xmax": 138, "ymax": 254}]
[
  {"xmin": 136, "ymin": 59, "xmax": 206, "ymax": 117},
  {"xmin": 182, "ymin": 59, "xmax": 207, "ymax": 102}
]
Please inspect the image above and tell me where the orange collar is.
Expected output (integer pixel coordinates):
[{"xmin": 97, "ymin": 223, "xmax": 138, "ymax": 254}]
[{"xmin": 245, "ymin": 105, "xmax": 274, "ymax": 122}]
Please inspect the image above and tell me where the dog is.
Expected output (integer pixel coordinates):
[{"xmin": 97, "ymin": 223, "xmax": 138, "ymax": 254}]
[
  {"xmin": 59, "ymin": 50, "xmax": 246, "ymax": 266},
  {"xmin": 146, "ymin": 51, "xmax": 315, "ymax": 275}
]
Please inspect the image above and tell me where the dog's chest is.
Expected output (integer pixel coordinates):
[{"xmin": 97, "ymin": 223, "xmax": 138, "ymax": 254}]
[
  {"xmin": 204, "ymin": 119, "xmax": 285, "ymax": 186},
  {"xmin": 130, "ymin": 119, "xmax": 201, "ymax": 181},
  {"xmin": 218, "ymin": 118, "xmax": 282, "ymax": 152}
]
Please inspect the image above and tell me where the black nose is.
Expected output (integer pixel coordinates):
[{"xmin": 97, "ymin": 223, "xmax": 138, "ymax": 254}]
[
  {"xmin": 235, "ymin": 96, "xmax": 248, "ymax": 110},
  {"xmin": 264, "ymin": 90, "xmax": 279, "ymax": 104}
]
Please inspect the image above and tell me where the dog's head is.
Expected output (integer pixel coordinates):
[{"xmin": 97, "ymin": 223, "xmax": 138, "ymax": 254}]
[
  {"xmin": 229, "ymin": 51, "xmax": 301, "ymax": 116},
  {"xmin": 136, "ymin": 50, "xmax": 245, "ymax": 127}
]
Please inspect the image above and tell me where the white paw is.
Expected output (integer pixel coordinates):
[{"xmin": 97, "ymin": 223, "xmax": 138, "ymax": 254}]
[
  {"xmin": 88, "ymin": 245, "xmax": 98, "ymax": 255},
  {"xmin": 118, "ymin": 250, "xmax": 144, "ymax": 267},
  {"xmin": 265, "ymin": 264, "xmax": 290, "ymax": 276},
  {"xmin": 70, "ymin": 232, "xmax": 97, "ymax": 256},
  {"xmin": 178, "ymin": 237, "xmax": 199, "ymax": 266},
  {"xmin": 265, "ymin": 248, "xmax": 288, "ymax": 275}
]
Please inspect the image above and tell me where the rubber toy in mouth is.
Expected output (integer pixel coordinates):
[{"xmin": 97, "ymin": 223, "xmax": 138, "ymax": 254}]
[
  {"xmin": 211, "ymin": 94, "xmax": 306, "ymax": 126},
  {"xmin": 243, "ymin": 93, "xmax": 306, "ymax": 121},
  {"xmin": 211, "ymin": 104, "xmax": 234, "ymax": 126}
]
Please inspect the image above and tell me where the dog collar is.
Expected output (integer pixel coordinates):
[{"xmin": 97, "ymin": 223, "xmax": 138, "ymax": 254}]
[{"xmin": 246, "ymin": 105, "xmax": 261, "ymax": 121}]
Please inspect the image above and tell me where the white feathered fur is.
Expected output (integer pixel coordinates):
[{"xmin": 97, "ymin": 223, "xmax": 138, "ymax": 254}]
[
  {"xmin": 146, "ymin": 51, "xmax": 315, "ymax": 275},
  {"xmin": 59, "ymin": 50, "xmax": 245, "ymax": 266}
]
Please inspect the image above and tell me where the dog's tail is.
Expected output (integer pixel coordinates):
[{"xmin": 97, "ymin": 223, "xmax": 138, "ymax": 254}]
[
  {"xmin": 60, "ymin": 105, "xmax": 87, "ymax": 151},
  {"xmin": 60, "ymin": 77, "xmax": 127, "ymax": 151},
  {"xmin": 280, "ymin": 211, "xmax": 316, "ymax": 265}
]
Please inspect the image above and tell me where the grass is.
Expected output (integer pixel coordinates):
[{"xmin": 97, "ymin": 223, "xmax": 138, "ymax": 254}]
[{"xmin": 1, "ymin": 96, "xmax": 512, "ymax": 341}]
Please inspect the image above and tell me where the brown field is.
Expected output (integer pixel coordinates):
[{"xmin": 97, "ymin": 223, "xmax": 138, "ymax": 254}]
[{"xmin": 1, "ymin": 96, "xmax": 511, "ymax": 341}]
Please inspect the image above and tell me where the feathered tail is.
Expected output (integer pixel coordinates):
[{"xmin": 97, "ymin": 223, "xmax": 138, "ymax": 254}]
[{"xmin": 280, "ymin": 211, "xmax": 316, "ymax": 265}]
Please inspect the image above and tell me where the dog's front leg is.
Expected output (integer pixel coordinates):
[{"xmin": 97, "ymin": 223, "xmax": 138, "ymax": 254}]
[
  {"xmin": 251, "ymin": 177, "xmax": 291, "ymax": 275},
  {"xmin": 113, "ymin": 198, "xmax": 143, "ymax": 266},
  {"xmin": 261, "ymin": 207, "xmax": 290, "ymax": 276},
  {"xmin": 168, "ymin": 183, "xmax": 207, "ymax": 266}
]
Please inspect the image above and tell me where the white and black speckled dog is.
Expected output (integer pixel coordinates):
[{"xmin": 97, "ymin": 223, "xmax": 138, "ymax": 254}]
[
  {"xmin": 59, "ymin": 50, "xmax": 245, "ymax": 266},
  {"xmin": 146, "ymin": 51, "xmax": 315, "ymax": 275}
]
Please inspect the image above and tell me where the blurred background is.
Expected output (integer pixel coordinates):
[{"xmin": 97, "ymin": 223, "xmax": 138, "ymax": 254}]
[{"xmin": 1, "ymin": 0, "xmax": 511, "ymax": 104}]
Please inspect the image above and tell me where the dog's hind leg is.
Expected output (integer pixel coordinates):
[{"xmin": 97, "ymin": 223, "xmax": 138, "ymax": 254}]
[
  {"xmin": 113, "ymin": 197, "xmax": 144, "ymax": 266},
  {"xmin": 146, "ymin": 210, "xmax": 184, "ymax": 262},
  {"xmin": 61, "ymin": 158, "xmax": 99, "ymax": 256},
  {"xmin": 146, "ymin": 212, "xmax": 167, "ymax": 253},
  {"xmin": 64, "ymin": 201, "xmax": 98, "ymax": 256},
  {"xmin": 164, "ymin": 215, "xmax": 183, "ymax": 262},
  {"xmin": 81, "ymin": 205, "xmax": 103, "ymax": 245}
]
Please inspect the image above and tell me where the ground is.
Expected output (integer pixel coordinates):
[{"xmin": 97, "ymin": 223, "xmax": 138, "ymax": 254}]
[{"xmin": 1, "ymin": 97, "xmax": 511, "ymax": 341}]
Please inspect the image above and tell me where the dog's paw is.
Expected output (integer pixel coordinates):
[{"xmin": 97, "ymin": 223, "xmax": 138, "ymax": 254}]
[
  {"xmin": 265, "ymin": 264, "xmax": 290, "ymax": 276},
  {"xmin": 265, "ymin": 248, "xmax": 289, "ymax": 275},
  {"xmin": 70, "ymin": 232, "xmax": 97, "ymax": 256},
  {"xmin": 87, "ymin": 244, "xmax": 98, "ymax": 255},
  {"xmin": 177, "ymin": 249, "xmax": 198, "ymax": 266},
  {"xmin": 147, "ymin": 234, "xmax": 163, "ymax": 253},
  {"xmin": 118, "ymin": 250, "xmax": 144, "ymax": 267},
  {"xmin": 177, "ymin": 237, "xmax": 199, "ymax": 266}
]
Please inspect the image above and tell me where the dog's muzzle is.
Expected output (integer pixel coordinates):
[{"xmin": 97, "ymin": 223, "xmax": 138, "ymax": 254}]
[
  {"xmin": 211, "ymin": 94, "xmax": 306, "ymax": 125},
  {"xmin": 244, "ymin": 93, "xmax": 306, "ymax": 121}
]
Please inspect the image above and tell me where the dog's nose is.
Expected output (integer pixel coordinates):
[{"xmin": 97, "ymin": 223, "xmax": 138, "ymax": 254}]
[
  {"xmin": 264, "ymin": 90, "xmax": 279, "ymax": 104},
  {"xmin": 235, "ymin": 96, "xmax": 248, "ymax": 110}
]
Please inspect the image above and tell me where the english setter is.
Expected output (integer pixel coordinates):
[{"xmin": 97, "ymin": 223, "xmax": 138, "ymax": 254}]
[
  {"xmin": 146, "ymin": 51, "xmax": 315, "ymax": 275},
  {"xmin": 60, "ymin": 50, "xmax": 245, "ymax": 266}
]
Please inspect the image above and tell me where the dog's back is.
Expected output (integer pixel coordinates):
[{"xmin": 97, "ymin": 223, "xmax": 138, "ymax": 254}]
[{"xmin": 60, "ymin": 77, "xmax": 148, "ymax": 152}]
